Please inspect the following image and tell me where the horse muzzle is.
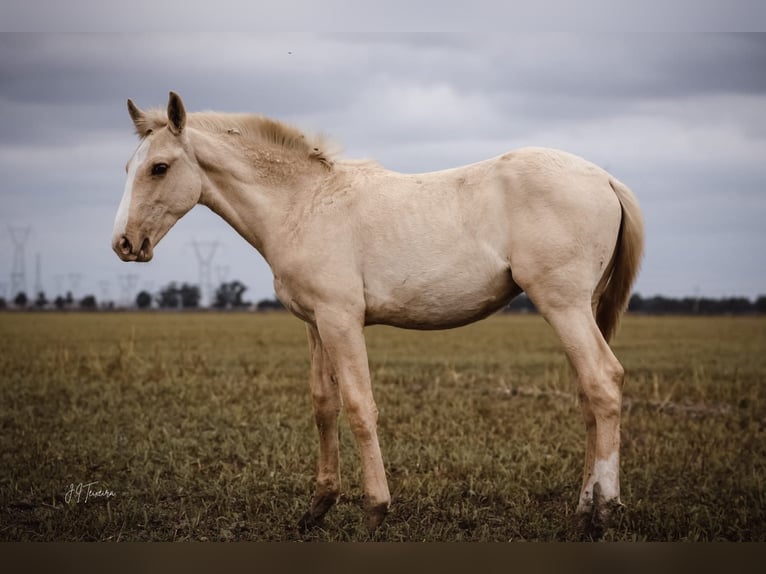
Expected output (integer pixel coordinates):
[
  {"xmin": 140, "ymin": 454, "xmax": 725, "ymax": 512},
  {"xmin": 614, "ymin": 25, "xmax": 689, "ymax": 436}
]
[{"xmin": 113, "ymin": 234, "xmax": 154, "ymax": 262}]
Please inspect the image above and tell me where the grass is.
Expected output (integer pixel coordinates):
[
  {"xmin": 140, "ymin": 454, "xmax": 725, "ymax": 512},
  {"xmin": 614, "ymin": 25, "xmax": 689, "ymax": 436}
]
[{"xmin": 0, "ymin": 312, "xmax": 764, "ymax": 541}]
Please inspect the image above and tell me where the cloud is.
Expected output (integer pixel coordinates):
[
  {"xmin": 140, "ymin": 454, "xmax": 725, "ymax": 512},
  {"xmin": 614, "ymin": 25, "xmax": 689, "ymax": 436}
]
[
  {"xmin": 0, "ymin": 33, "xmax": 764, "ymax": 301},
  {"xmin": 4, "ymin": 1, "xmax": 766, "ymax": 32}
]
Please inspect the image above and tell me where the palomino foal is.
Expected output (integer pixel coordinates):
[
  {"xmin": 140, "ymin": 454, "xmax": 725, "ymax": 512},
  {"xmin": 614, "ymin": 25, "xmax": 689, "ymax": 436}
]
[{"xmin": 113, "ymin": 92, "xmax": 644, "ymax": 533}]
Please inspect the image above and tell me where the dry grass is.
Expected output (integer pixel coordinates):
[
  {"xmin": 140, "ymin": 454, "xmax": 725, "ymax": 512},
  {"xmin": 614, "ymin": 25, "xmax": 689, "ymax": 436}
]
[{"xmin": 0, "ymin": 312, "xmax": 764, "ymax": 541}]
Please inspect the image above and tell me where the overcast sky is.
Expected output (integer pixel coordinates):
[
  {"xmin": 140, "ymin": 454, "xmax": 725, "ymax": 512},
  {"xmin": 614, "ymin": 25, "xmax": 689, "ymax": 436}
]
[{"xmin": 1, "ymin": 32, "xmax": 765, "ymax": 304}]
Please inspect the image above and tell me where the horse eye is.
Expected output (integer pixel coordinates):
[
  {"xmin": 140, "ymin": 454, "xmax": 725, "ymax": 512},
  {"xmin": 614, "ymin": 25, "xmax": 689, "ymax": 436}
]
[{"xmin": 151, "ymin": 163, "xmax": 169, "ymax": 176}]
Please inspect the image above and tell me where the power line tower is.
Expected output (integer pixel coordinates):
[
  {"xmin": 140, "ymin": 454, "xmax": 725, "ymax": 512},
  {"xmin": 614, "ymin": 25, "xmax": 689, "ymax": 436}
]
[
  {"xmin": 191, "ymin": 240, "xmax": 219, "ymax": 307},
  {"xmin": 118, "ymin": 273, "xmax": 139, "ymax": 308},
  {"xmin": 98, "ymin": 280, "xmax": 112, "ymax": 307},
  {"xmin": 8, "ymin": 226, "xmax": 31, "ymax": 297},
  {"xmin": 54, "ymin": 274, "xmax": 65, "ymax": 297}
]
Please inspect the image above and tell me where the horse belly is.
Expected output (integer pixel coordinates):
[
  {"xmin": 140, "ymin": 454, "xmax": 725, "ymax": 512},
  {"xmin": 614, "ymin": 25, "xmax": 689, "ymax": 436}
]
[{"xmin": 363, "ymin": 257, "xmax": 519, "ymax": 330}]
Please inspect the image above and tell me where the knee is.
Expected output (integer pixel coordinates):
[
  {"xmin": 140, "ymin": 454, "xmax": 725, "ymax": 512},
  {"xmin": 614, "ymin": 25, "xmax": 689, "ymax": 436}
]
[
  {"xmin": 311, "ymin": 396, "xmax": 340, "ymax": 440},
  {"xmin": 344, "ymin": 398, "xmax": 379, "ymax": 438},
  {"xmin": 313, "ymin": 391, "xmax": 341, "ymax": 416},
  {"xmin": 312, "ymin": 379, "xmax": 341, "ymax": 421}
]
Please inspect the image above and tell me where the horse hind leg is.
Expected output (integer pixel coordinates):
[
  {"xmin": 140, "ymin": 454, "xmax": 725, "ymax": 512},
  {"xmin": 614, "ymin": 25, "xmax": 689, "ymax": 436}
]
[
  {"xmin": 524, "ymin": 281, "xmax": 625, "ymax": 531},
  {"xmin": 556, "ymin": 306, "xmax": 624, "ymax": 527}
]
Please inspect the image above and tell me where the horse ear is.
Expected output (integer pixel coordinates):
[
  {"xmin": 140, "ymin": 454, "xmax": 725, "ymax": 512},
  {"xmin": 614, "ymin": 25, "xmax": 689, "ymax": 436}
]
[
  {"xmin": 127, "ymin": 99, "xmax": 152, "ymax": 137},
  {"xmin": 167, "ymin": 91, "xmax": 186, "ymax": 135}
]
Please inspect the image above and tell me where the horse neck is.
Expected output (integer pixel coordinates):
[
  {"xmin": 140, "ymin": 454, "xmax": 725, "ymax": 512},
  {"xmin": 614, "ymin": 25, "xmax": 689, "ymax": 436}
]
[{"xmin": 192, "ymin": 130, "xmax": 320, "ymax": 261}]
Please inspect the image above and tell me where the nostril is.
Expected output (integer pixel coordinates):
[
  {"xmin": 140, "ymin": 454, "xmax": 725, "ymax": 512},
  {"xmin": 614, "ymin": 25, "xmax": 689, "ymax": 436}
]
[{"xmin": 119, "ymin": 236, "xmax": 132, "ymax": 255}]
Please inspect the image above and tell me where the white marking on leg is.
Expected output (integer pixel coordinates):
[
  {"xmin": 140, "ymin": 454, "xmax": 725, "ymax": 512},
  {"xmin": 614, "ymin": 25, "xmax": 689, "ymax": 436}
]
[
  {"xmin": 113, "ymin": 138, "xmax": 150, "ymax": 238},
  {"xmin": 593, "ymin": 451, "xmax": 620, "ymax": 500},
  {"xmin": 581, "ymin": 450, "xmax": 620, "ymax": 507}
]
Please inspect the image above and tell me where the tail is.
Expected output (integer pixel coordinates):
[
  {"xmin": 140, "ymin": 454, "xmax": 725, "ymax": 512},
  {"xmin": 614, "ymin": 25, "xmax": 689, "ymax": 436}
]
[{"xmin": 596, "ymin": 178, "xmax": 645, "ymax": 342}]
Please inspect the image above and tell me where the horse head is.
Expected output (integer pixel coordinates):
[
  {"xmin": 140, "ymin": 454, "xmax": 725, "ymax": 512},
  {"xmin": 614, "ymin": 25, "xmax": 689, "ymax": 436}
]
[{"xmin": 112, "ymin": 91, "xmax": 201, "ymax": 262}]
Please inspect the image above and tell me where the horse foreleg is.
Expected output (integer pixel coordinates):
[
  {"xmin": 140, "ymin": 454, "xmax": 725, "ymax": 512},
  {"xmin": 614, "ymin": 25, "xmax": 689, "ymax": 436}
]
[
  {"xmin": 314, "ymin": 308, "xmax": 391, "ymax": 533},
  {"xmin": 299, "ymin": 324, "xmax": 342, "ymax": 530}
]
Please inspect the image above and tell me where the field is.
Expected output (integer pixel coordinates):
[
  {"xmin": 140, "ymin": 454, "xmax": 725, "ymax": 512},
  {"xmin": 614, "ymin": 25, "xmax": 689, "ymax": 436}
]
[{"xmin": 1, "ymin": 312, "xmax": 764, "ymax": 541}]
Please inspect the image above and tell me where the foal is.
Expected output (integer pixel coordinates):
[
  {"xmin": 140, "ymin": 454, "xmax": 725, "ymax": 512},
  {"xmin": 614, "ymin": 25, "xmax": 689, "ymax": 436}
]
[{"xmin": 113, "ymin": 92, "xmax": 644, "ymax": 532}]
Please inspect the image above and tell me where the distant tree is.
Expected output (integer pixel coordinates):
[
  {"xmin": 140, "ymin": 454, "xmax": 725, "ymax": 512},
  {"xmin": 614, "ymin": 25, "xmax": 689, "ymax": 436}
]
[
  {"xmin": 756, "ymin": 296, "xmax": 766, "ymax": 314},
  {"xmin": 256, "ymin": 297, "xmax": 285, "ymax": 312},
  {"xmin": 80, "ymin": 295, "xmax": 97, "ymax": 310},
  {"xmin": 628, "ymin": 293, "xmax": 644, "ymax": 312},
  {"xmin": 35, "ymin": 291, "xmax": 49, "ymax": 309},
  {"xmin": 634, "ymin": 294, "xmax": 759, "ymax": 315},
  {"xmin": 158, "ymin": 282, "xmax": 200, "ymax": 309},
  {"xmin": 54, "ymin": 296, "xmax": 66, "ymax": 310},
  {"xmin": 642, "ymin": 296, "xmax": 678, "ymax": 314},
  {"xmin": 179, "ymin": 283, "xmax": 201, "ymax": 309},
  {"xmin": 14, "ymin": 292, "xmax": 28, "ymax": 308},
  {"xmin": 136, "ymin": 290, "xmax": 153, "ymax": 309},
  {"xmin": 0, "ymin": 297, "xmax": 6, "ymax": 309},
  {"xmin": 157, "ymin": 283, "xmax": 181, "ymax": 309},
  {"xmin": 65, "ymin": 291, "xmax": 74, "ymax": 307},
  {"xmin": 726, "ymin": 297, "xmax": 754, "ymax": 314},
  {"xmin": 213, "ymin": 280, "xmax": 249, "ymax": 309}
]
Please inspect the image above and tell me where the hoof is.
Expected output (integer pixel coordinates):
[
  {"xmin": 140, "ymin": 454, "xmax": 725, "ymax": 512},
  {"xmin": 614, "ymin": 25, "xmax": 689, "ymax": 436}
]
[
  {"xmin": 365, "ymin": 501, "xmax": 390, "ymax": 534},
  {"xmin": 577, "ymin": 483, "xmax": 624, "ymax": 540},
  {"xmin": 298, "ymin": 491, "xmax": 338, "ymax": 532},
  {"xmin": 298, "ymin": 511, "xmax": 325, "ymax": 532}
]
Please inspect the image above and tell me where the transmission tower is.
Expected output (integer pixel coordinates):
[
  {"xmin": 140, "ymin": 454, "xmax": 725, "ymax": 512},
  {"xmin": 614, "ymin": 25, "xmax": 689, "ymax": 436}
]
[
  {"xmin": 118, "ymin": 273, "xmax": 139, "ymax": 308},
  {"xmin": 54, "ymin": 274, "xmax": 65, "ymax": 297},
  {"xmin": 8, "ymin": 226, "xmax": 31, "ymax": 297},
  {"xmin": 98, "ymin": 280, "xmax": 112, "ymax": 306},
  {"xmin": 191, "ymin": 240, "xmax": 219, "ymax": 307}
]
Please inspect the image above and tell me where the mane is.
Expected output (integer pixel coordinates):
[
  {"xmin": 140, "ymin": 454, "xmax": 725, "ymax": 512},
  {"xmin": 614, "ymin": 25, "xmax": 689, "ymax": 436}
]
[{"xmin": 140, "ymin": 109, "xmax": 336, "ymax": 169}]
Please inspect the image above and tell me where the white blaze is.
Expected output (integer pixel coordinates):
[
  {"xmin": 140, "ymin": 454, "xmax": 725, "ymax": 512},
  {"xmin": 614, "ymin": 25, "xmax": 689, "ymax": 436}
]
[{"xmin": 113, "ymin": 138, "xmax": 150, "ymax": 239}]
